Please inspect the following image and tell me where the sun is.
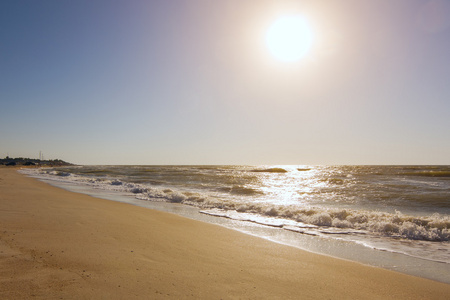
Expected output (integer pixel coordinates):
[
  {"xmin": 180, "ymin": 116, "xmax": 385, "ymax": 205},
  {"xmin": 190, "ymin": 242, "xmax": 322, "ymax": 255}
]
[{"xmin": 265, "ymin": 15, "xmax": 313, "ymax": 62}]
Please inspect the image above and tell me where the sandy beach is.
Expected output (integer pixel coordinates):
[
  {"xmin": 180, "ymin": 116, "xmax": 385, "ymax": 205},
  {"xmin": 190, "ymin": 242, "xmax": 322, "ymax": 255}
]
[{"xmin": 0, "ymin": 167, "xmax": 449, "ymax": 299}]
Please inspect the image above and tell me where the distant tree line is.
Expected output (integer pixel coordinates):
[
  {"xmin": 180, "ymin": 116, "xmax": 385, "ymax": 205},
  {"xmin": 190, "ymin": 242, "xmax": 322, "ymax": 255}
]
[{"xmin": 0, "ymin": 156, "xmax": 73, "ymax": 166}]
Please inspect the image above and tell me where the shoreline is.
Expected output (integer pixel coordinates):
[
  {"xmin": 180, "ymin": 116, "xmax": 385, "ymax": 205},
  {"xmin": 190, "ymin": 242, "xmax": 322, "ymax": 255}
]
[
  {"xmin": 30, "ymin": 170, "xmax": 450, "ymax": 284},
  {"xmin": 20, "ymin": 165, "xmax": 450, "ymax": 284},
  {"xmin": 1, "ymin": 167, "xmax": 449, "ymax": 299}
]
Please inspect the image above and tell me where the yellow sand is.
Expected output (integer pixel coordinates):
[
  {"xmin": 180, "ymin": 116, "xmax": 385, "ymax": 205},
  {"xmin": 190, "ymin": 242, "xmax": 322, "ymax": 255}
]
[{"xmin": 0, "ymin": 167, "xmax": 449, "ymax": 299}]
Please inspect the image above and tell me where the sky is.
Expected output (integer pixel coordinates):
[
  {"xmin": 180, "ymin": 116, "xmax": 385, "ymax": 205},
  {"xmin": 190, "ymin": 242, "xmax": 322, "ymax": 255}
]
[{"xmin": 1, "ymin": 0, "xmax": 449, "ymax": 165}]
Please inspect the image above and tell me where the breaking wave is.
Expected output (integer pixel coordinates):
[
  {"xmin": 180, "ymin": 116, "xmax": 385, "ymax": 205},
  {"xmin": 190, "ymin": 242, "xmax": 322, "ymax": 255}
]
[{"xmin": 196, "ymin": 206, "xmax": 450, "ymax": 242}]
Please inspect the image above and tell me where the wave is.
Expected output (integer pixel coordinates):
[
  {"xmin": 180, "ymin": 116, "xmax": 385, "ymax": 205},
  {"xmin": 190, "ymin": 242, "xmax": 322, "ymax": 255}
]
[
  {"xmin": 107, "ymin": 183, "xmax": 450, "ymax": 242},
  {"xmin": 402, "ymin": 171, "xmax": 450, "ymax": 178},
  {"xmin": 217, "ymin": 185, "xmax": 263, "ymax": 196},
  {"xmin": 251, "ymin": 168, "xmax": 288, "ymax": 173},
  {"xmin": 159, "ymin": 195, "xmax": 449, "ymax": 242},
  {"xmin": 56, "ymin": 171, "xmax": 71, "ymax": 177},
  {"xmin": 198, "ymin": 206, "xmax": 450, "ymax": 242}
]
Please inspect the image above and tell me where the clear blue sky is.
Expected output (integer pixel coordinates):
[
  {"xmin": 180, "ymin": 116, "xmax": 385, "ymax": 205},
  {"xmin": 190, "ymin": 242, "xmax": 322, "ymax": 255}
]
[{"xmin": 1, "ymin": 0, "xmax": 449, "ymax": 165}]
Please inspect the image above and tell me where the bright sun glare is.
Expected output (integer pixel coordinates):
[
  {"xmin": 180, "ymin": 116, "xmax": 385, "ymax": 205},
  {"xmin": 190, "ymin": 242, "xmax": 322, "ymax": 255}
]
[{"xmin": 266, "ymin": 15, "xmax": 313, "ymax": 62}]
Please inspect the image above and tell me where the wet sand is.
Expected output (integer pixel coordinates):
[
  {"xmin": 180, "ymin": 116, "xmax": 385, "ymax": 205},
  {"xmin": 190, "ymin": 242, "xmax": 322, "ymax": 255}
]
[{"xmin": 1, "ymin": 167, "xmax": 449, "ymax": 299}]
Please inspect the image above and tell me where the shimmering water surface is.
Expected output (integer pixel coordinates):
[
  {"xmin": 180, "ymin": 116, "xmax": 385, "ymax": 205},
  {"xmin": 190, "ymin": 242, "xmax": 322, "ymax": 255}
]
[{"xmin": 21, "ymin": 165, "xmax": 450, "ymax": 282}]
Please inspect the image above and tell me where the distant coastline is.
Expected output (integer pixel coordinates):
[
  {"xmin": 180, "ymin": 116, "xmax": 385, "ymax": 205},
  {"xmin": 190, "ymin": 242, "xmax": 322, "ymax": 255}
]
[{"xmin": 0, "ymin": 156, "xmax": 73, "ymax": 167}]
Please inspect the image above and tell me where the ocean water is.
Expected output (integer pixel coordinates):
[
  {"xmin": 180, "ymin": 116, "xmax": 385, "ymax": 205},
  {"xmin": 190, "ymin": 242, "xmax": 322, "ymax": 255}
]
[{"xmin": 21, "ymin": 165, "xmax": 450, "ymax": 282}]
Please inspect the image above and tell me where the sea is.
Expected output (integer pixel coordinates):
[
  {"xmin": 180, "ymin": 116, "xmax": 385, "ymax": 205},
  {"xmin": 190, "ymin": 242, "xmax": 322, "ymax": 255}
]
[{"xmin": 20, "ymin": 165, "xmax": 450, "ymax": 283}]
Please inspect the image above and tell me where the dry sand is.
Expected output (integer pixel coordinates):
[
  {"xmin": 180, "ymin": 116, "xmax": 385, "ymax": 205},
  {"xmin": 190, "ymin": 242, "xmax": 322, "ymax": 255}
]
[{"xmin": 0, "ymin": 167, "xmax": 449, "ymax": 299}]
